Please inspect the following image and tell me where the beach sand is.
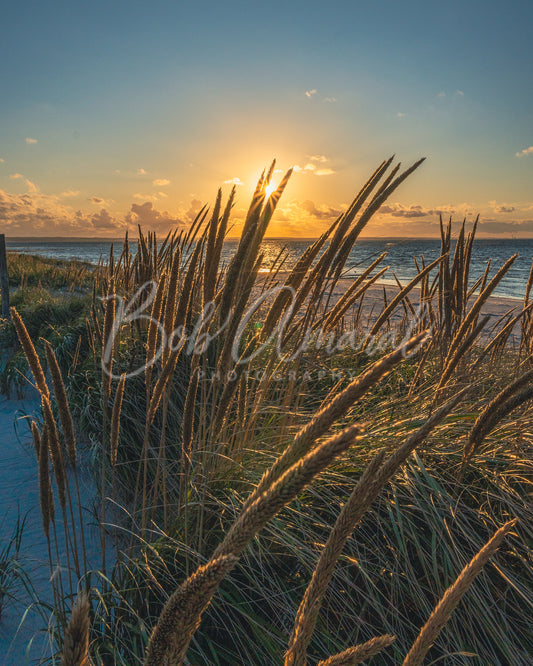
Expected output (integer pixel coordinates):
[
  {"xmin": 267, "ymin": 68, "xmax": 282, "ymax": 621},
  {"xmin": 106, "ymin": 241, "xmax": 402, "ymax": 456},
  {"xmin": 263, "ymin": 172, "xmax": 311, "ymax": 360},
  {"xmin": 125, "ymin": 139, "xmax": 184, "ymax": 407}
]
[{"xmin": 0, "ymin": 387, "xmax": 101, "ymax": 665}]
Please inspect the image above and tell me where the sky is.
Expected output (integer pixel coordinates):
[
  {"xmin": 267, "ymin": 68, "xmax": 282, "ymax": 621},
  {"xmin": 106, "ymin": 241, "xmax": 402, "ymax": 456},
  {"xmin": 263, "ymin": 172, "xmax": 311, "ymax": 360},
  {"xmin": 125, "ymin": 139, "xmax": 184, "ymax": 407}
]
[{"xmin": 0, "ymin": 0, "xmax": 532, "ymax": 238}]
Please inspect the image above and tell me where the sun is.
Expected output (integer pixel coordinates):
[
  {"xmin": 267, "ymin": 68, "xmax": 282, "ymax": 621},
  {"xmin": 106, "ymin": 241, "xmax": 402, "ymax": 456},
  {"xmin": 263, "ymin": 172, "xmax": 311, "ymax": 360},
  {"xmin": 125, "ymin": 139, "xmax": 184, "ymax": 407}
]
[{"xmin": 264, "ymin": 182, "xmax": 277, "ymax": 198}]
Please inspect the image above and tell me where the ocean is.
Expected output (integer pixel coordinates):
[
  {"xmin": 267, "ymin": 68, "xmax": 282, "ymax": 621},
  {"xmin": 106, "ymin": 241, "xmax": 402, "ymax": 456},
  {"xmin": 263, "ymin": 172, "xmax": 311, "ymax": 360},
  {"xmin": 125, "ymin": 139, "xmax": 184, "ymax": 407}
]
[{"xmin": 5, "ymin": 237, "xmax": 532, "ymax": 301}]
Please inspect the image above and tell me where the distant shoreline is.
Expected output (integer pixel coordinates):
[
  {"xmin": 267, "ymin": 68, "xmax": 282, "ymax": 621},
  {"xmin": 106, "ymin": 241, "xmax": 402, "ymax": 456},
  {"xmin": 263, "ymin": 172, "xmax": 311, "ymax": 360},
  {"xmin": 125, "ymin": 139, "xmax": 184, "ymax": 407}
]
[{"xmin": 5, "ymin": 236, "xmax": 531, "ymax": 242}]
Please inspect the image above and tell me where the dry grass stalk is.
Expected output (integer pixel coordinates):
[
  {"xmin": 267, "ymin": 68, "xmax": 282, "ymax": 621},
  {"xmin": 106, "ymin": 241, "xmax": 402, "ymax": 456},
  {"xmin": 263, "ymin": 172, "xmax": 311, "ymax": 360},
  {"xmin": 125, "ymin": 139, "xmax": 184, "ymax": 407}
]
[
  {"xmin": 203, "ymin": 188, "xmax": 222, "ymax": 306},
  {"xmin": 286, "ymin": 389, "xmax": 467, "ymax": 665},
  {"xmin": 474, "ymin": 301, "xmax": 533, "ymax": 367},
  {"xmin": 31, "ymin": 419, "xmax": 41, "ymax": 458},
  {"xmin": 444, "ymin": 253, "xmax": 517, "ymax": 363},
  {"xmin": 101, "ymin": 276, "xmax": 116, "ymax": 409},
  {"xmin": 316, "ymin": 634, "xmax": 396, "ymax": 665},
  {"xmin": 368, "ymin": 255, "xmax": 444, "ymax": 338},
  {"xmin": 215, "ymin": 252, "xmax": 264, "ymax": 380},
  {"xmin": 145, "ymin": 273, "xmax": 167, "ymax": 393},
  {"xmin": 151, "ymin": 427, "xmax": 360, "ymax": 663},
  {"xmin": 183, "ymin": 205, "xmax": 208, "ymax": 253},
  {"xmin": 45, "ymin": 341, "xmax": 87, "ymax": 573},
  {"xmin": 323, "ymin": 266, "xmax": 389, "ymax": 332},
  {"xmin": 10, "ymin": 306, "xmax": 50, "ymax": 398},
  {"xmin": 162, "ymin": 248, "xmax": 181, "ymax": 365},
  {"xmin": 178, "ymin": 366, "xmax": 200, "ymax": 512},
  {"xmin": 464, "ymin": 374, "xmax": 533, "ymax": 466},
  {"xmin": 286, "ymin": 450, "xmax": 387, "ymax": 666},
  {"xmin": 402, "ymin": 519, "xmax": 517, "ymax": 666},
  {"xmin": 375, "ymin": 388, "xmax": 469, "ymax": 490},
  {"xmin": 41, "ymin": 392, "xmax": 78, "ymax": 582},
  {"xmin": 240, "ymin": 168, "xmax": 293, "ymax": 287},
  {"xmin": 337, "ymin": 159, "xmax": 425, "ymax": 273},
  {"xmin": 261, "ymin": 237, "xmax": 326, "ymax": 336},
  {"xmin": 110, "ymin": 374, "xmax": 126, "ymax": 466},
  {"xmin": 246, "ymin": 332, "xmax": 427, "ymax": 509},
  {"xmin": 434, "ymin": 315, "xmax": 491, "ymax": 397},
  {"xmin": 174, "ymin": 237, "xmax": 204, "ymax": 329},
  {"xmin": 144, "ymin": 554, "xmax": 238, "ymax": 666},
  {"xmin": 146, "ymin": 338, "xmax": 186, "ymax": 424},
  {"xmin": 45, "ymin": 341, "xmax": 77, "ymax": 467},
  {"xmin": 38, "ymin": 424, "xmax": 53, "ymax": 539},
  {"xmin": 214, "ymin": 186, "xmax": 235, "ymax": 254},
  {"xmin": 329, "ymin": 158, "xmax": 397, "ymax": 277},
  {"xmin": 61, "ymin": 592, "xmax": 92, "ymax": 666},
  {"xmin": 181, "ymin": 367, "xmax": 199, "ymax": 464},
  {"xmin": 215, "ymin": 426, "xmax": 361, "ymax": 560},
  {"xmin": 314, "ymin": 158, "xmax": 394, "ymax": 284},
  {"xmin": 41, "ymin": 394, "xmax": 67, "ymax": 510}
]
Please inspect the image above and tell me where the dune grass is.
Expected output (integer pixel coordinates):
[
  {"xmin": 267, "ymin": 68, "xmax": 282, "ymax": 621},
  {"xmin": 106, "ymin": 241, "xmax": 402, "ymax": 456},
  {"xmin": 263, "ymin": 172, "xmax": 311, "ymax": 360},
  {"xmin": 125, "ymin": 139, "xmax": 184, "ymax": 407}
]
[
  {"xmin": 6, "ymin": 158, "xmax": 533, "ymax": 664},
  {"xmin": 0, "ymin": 254, "xmax": 94, "ymax": 399}
]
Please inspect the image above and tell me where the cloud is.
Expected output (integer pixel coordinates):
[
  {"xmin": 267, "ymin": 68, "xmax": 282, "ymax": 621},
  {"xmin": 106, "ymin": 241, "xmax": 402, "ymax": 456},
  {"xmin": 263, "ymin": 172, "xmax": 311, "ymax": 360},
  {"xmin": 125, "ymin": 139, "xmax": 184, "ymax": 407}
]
[
  {"xmin": 494, "ymin": 205, "xmax": 516, "ymax": 213},
  {"xmin": 25, "ymin": 137, "xmax": 38, "ymax": 144},
  {"xmin": 0, "ymin": 184, "xmax": 195, "ymax": 236},
  {"xmin": 158, "ymin": 191, "xmax": 168, "ymax": 197},
  {"xmin": 0, "ymin": 158, "xmax": 4, "ymax": 163},
  {"xmin": 299, "ymin": 200, "xmax": 341, "ymax": 220},
  {"xmin": 185, "ymin": 198, "xmax": 204, "ymax": 222},
  {"xmin": 60, "ymin": 190, "xmax": 80, "ymax": 198},
  {"xmin": 307, "ymin": 155, "xmax": 328, "ymax": 163},
  {"xmin": 137, "ymin": 168, "xmax": 147, "ymax": 175},
  {"xmin": 153, "ymin": 178, "xmax": 170, "ymax": 186},
  {"xmin": 125, "ymin": 201, "xmax": 186, "ymax": 231},
  {"xmin": 379, "ymin": 203, "xmax": 446, "ymax": 219},
  {"xmin": 293, "ymin": 162, "xmax": 335, "ymax": 176},
  {"xmin": 9, "ymin": 173, "xmax": 38, "ymax": 192},
  {"xmin": 437, "ymin": 91, "xmax": 446, "ymax": 98},
  {"xmin": 323, "ymin": 97, "xmax": 337, "ymax": 103},
  {"xmin": 0, "ymin": 188, "xmax": 91, "ymax": 234},
  {"xmin": 91, "ymin": 209, "xmax": 118, "ymax": 229},
  {"xmin": 305, "ymin": 89, "xmax": 317, "ymax": 98},
  {"xmin": 88, "ymin": 195, "xmax": 114, "ymax": 206},
  {"xmin": 223, "ymin": 177, "xmax": 244, "ymax": 186},
  {"xmin": 278, "ymin": 200, "xmax": 341, "ymax": 222},
  {"xmin": 454, "ymin": 89, "xmax": 464, "ymax": 97},
  {"xmin": 478, "ymin": 219, "xmax": 533, "ymax": 234},
  {"xmin": 133, "ymin": 193, "xmax": 159, "ymax": 201},
  {"xmin": 397, "ymin": 112, "xmax": 406, "ymax": 118},
  {"xmin": 516, "ymin": 146, "xmax": 533, "ymax": 158}
]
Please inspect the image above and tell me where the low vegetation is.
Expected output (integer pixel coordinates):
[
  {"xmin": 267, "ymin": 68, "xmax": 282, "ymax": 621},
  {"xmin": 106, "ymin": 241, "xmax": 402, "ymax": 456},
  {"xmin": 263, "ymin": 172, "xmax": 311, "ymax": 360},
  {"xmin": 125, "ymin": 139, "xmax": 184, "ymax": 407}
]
[
  {"xmin": 4, "ymin": 157, "xmax": 533, "ymax": 664},
  {"xmin": 0, "ymin": 253, "xmax": 93, "ymax": 397}
]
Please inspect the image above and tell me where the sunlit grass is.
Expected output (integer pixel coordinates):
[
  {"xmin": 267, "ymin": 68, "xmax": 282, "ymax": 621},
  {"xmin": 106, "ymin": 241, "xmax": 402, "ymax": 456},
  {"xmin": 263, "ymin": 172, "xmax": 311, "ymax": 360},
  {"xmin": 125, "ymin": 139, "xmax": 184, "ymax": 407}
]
[{"xmin": 5, "ymin": 158, "xmax": 533, "ymax": 664}]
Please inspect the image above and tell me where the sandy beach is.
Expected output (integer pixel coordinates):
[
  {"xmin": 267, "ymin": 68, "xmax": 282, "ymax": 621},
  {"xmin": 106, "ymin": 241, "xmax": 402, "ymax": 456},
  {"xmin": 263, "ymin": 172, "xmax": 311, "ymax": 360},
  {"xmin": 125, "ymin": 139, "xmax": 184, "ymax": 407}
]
[{"xmin": 0, "ymin": 387, "xmax": 101, "ymax": 665}]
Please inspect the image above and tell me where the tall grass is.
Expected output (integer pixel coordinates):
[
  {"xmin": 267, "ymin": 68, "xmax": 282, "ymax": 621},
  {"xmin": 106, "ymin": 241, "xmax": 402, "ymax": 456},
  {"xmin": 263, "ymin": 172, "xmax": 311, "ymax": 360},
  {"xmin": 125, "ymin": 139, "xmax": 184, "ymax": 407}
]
[{"xmin": 9, "ymin": 157, "xmax": 533, "ymax": 664}]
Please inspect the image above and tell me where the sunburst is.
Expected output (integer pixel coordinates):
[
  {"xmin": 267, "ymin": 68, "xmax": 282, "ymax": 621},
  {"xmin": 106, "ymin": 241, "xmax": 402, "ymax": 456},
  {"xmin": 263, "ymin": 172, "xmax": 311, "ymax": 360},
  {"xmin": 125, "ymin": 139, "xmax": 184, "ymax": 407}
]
[{"xmin": 264, "ymin": 182, "xmax": 277, "ymax": 198}]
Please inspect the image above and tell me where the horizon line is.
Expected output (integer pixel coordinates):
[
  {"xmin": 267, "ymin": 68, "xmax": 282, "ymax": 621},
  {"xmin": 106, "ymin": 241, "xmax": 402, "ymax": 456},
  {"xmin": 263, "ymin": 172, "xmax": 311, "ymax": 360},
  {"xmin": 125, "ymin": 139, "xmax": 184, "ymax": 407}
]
[{"xmin": 4, "ymin": 235, "xmax": 529, "ymax": 242}]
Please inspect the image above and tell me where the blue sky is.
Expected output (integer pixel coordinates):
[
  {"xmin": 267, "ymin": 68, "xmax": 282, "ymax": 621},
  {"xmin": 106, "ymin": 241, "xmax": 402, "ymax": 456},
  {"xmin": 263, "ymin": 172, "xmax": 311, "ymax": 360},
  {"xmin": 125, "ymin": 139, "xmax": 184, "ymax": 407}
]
[{"xmin": 1, "ymin": 0, "xmax": 532, "ymax": 236}]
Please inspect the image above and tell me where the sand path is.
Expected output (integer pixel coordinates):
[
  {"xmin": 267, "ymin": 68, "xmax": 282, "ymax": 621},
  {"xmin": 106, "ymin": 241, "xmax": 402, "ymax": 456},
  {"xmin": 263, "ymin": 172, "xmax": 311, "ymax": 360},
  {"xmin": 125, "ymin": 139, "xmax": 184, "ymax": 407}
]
[{"xmin": 0, "ymin": 388, "xmax": 101, "ymax": 665}]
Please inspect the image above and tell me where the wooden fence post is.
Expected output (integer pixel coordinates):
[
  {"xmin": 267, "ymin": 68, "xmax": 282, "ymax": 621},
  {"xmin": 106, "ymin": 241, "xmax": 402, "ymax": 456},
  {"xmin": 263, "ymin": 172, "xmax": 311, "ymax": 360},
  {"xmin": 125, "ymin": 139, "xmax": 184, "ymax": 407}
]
[{"xmin": 0, "ymin": 234, "xmax": 10, "ymax": 319}]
